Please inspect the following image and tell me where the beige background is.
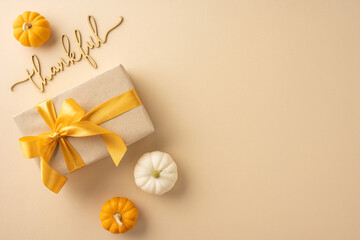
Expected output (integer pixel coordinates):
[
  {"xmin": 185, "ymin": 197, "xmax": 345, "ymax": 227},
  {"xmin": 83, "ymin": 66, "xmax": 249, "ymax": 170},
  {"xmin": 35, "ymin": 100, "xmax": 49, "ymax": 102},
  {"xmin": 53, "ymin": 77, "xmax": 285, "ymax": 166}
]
[{"xmin": 0, "ymin": 0, "xmax": 359, "ymax": 239}]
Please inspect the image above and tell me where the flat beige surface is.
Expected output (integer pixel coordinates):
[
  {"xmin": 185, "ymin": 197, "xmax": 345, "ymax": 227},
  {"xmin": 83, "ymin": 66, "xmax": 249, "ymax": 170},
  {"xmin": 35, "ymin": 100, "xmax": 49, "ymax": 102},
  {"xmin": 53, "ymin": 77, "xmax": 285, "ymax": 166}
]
[{"xmin": 0, "ymin": 0, "xmax": 359, "ymax": 239}]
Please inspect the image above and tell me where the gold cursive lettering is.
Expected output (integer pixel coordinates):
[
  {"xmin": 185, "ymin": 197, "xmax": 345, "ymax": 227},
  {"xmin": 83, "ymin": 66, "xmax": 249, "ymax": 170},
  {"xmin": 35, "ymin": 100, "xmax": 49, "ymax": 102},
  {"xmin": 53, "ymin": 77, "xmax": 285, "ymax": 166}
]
[{"xmin": 10, "ymin": 15, "xmax": 123, "ymax": 92}]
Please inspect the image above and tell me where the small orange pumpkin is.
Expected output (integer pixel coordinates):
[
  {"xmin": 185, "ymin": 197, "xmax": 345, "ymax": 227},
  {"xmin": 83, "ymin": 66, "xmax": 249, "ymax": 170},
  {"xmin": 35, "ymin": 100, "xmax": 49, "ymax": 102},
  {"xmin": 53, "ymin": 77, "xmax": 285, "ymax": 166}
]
[
  {"xmin": 100, "ymin": 197, "xmax": 139, "ymax": 234},
  {"xmin": 13, "ymin": 11, "xmax": 51, "ymax": 47}
]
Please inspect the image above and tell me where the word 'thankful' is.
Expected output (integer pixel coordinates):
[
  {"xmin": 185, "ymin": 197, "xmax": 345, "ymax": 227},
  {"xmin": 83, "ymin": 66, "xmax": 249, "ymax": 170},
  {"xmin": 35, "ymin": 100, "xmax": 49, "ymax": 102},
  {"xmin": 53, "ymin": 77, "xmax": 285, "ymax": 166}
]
[{"xmin": 10, "ymin": 15, "xmax": 123, "ymax": 92}]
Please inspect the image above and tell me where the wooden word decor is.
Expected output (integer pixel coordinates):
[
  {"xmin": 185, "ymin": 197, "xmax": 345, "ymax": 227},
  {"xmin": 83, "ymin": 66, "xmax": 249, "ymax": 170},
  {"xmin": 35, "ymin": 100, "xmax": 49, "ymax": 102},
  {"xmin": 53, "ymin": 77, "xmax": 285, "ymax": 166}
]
[{"xmin": 10, "ymin": 15, "xmax": 123, "ymax": 92}]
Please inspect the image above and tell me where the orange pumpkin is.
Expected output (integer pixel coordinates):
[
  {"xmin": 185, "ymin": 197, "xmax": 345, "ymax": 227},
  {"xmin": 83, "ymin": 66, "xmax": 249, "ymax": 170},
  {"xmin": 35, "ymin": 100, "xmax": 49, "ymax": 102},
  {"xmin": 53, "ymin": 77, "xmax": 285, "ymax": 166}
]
[
  {"xmin": 13, "ymin": 11, "xmax": 51, "ymax": 47},
  {"xmin": 100, "ymin": 197, "xmax": 139, "ymax": 234}
]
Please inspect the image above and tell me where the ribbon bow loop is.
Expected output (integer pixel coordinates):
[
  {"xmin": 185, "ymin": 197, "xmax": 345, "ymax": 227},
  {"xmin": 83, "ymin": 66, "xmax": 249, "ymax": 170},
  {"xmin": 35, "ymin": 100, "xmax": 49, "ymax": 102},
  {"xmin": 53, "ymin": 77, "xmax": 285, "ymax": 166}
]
[
  {"xmin": 55, "ymin": 98, "xmax": 86, "ymax": 130},
  {"xmin": 18, "ymin": 89, "xmax": 142, "ymax": 193}
]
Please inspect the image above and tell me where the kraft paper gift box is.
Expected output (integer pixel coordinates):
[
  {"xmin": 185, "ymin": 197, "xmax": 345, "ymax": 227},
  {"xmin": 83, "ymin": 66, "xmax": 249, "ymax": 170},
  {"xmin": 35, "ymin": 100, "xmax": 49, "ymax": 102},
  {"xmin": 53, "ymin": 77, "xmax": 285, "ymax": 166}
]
[{"xmin": 14, "ymin": 65, "xmax": 154, "ymax": 176}]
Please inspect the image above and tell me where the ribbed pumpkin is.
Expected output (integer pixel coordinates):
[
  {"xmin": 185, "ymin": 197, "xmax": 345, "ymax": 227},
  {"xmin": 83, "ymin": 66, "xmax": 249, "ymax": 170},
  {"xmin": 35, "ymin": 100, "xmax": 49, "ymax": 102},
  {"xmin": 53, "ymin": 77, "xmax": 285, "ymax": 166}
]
[
  {"xmin": 13, "ymin": 11, "xmax": 51, "ymax": 47},
  {"xmin": 100, "ymin": 197, "xmax": 139, "ymax": 234},
  {"xmin": 134, "ymin": 151, "xmax": 178, "ymax": 195}
]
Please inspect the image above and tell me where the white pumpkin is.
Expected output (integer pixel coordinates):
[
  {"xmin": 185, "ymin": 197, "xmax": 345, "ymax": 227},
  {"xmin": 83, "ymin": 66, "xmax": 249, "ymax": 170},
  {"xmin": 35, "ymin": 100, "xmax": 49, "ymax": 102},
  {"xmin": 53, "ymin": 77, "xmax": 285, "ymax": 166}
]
[{"xmin": 134, "ymin": 151, "xmax": 178, "ymax": 195}]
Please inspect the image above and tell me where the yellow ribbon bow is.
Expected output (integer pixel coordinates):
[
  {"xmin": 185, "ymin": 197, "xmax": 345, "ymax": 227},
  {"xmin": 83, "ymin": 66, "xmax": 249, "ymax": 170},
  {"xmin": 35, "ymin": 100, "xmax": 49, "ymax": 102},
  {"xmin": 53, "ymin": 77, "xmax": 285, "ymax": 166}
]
[{"xmin": 19, "ymin": 89, "xmax": 142, "ymax": 193}]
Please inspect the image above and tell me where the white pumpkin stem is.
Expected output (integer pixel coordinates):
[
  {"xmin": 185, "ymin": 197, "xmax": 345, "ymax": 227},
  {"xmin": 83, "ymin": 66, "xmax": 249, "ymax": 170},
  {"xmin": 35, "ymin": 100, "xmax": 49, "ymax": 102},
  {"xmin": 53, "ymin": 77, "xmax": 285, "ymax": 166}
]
[
  {"xmin": 113, "ymin": 212, "xmax": 123, "ymax": 227},
  {"xmin": 152, "ymin": 169, "xmax": 163, "ymax": 178},
  {"xmin": 22, "ymin": 23, "xmax": 32, "ymax": 32}
]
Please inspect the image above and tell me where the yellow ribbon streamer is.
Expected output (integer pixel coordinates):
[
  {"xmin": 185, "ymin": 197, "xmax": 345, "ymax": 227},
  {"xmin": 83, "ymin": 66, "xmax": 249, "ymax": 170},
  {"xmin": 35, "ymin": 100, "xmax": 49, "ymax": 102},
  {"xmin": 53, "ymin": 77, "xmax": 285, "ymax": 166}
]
[{"xmin": 19, "ymin": 89, "xmax": 142, "ymax": 193}]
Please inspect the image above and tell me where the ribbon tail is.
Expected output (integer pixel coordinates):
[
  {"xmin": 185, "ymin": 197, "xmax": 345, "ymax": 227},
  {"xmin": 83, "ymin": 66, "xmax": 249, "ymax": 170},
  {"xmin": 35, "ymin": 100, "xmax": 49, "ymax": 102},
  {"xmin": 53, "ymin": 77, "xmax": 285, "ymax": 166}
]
[
  {"xmin": 40, "ymin": 157, "xmax": 68, "ymax": 193},
  {"xmin": 38, "ymin": 140, "xmax": 68, "ymax": 193},
  {"xmin": 59, "ymin": 138, "xmax": 86, "ymax": 173},
  {"xmin": 101, "ymin": 133, "xmax": 127, "ymax": 167},
  {"xmin": 61, "ymin": 121, "xmax": 127, "ymax": 167}
]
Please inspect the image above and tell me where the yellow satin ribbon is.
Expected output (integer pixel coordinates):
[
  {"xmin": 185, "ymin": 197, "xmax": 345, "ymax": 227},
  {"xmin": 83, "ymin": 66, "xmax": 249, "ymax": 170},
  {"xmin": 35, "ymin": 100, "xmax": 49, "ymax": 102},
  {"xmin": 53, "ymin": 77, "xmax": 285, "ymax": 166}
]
[{"xmin": 19, "ymin": 89, "xmax": 142, "ymax": 193}]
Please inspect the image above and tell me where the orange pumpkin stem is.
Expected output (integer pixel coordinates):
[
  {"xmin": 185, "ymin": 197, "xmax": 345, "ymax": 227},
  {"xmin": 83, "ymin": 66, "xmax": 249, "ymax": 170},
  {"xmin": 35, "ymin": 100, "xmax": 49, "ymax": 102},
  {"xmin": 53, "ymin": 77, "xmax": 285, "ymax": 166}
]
[
  {"xmin": 22, "ymin": 22, "xmax": 32, "ymax": 32},
  {"xmin": 113, "ymin": 212, "xmax": 123, "ymax": 227}
]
